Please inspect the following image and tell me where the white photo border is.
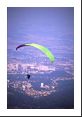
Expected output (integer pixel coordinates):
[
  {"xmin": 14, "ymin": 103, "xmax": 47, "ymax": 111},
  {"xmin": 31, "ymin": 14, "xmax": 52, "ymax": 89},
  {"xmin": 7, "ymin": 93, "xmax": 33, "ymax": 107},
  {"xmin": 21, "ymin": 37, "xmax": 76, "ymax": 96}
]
[{"xmin": 0, "ymin": 0, "xmax": 81, "ymax": 116}]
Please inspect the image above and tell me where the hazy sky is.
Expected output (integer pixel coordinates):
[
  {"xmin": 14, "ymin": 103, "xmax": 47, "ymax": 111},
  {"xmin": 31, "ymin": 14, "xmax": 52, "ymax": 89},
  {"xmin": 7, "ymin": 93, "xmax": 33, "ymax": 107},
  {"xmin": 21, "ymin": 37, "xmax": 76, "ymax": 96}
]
[{"xmin": 7, "ymin": 7, "xmax": 74, "ymax": 63}]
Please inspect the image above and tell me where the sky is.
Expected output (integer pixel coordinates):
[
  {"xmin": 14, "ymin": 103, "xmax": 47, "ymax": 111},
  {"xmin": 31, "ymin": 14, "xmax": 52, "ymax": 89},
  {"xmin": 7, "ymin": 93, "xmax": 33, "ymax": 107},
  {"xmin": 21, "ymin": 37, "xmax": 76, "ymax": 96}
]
[{"xmin": 7, "ymin": 7, "xmax": 74, "ymax": 64}]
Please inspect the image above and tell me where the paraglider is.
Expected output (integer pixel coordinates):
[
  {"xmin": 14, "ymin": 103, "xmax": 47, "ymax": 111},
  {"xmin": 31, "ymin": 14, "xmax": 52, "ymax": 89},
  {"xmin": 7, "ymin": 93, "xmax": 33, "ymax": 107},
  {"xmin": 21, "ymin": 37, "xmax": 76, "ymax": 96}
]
[
  {"xmin": 16, "ymin": 43, "xmax": 55, "ymax": 79},
  {"xmin": 16, "ymin": 43, "xmax": 55, "ymax": 63},
  {"xmin": 27, "ymin": 74, "xmax": 30, "ymax": 79}
]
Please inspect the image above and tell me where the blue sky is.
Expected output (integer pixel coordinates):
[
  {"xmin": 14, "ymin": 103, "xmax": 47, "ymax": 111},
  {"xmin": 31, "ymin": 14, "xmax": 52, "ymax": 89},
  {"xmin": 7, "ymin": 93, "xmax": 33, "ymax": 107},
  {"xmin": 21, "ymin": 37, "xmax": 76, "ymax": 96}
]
[{"xmin": 7, "ymin": 7, "xmax": 74, "ymax": 64}]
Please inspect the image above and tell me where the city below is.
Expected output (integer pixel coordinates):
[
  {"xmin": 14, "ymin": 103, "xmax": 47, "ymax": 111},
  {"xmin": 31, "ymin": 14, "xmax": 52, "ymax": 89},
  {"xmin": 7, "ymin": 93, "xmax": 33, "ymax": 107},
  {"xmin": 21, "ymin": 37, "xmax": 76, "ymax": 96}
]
[
  {"xmin": 7, "ymin": 60, "xmax": 73, "ymax": 75},
  {"xmin": 7, "ymin": 61, "xmax": 73, "ymax": 98},
  {"xmin": 7, "ymin": 76, "xmax": 73, "ymax": 98}
]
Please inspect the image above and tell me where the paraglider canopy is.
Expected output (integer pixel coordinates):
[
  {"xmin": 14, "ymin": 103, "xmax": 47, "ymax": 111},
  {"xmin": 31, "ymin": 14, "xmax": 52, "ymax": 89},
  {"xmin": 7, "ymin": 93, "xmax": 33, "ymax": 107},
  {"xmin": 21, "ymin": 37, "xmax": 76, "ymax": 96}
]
[{"xmin": 16, "ymin": 43, "xmax": 55, "ymax": 63}]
